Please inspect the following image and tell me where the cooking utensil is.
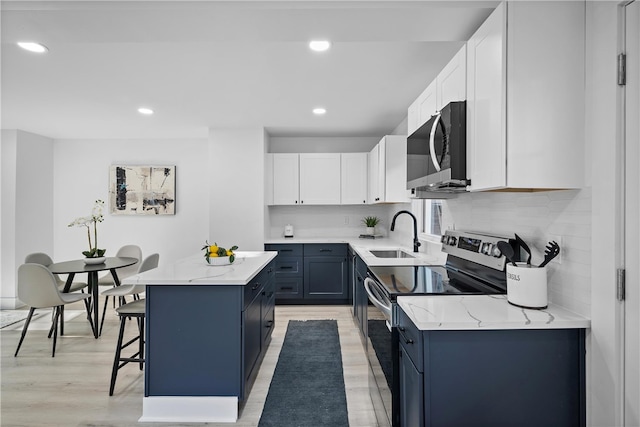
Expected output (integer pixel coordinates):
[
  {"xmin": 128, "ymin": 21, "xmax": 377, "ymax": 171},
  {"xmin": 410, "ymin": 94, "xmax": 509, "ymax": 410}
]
[
  {"xmin": 539, "ymin": 241, "xmax": 560, "ymax": 267},
  {"xmin": 514, "ymin": 233, "xmax": 532, "ymax": 266},
  {"xmin": 497, "ymin": 241, "xmax": 517, "ymax": 267}
]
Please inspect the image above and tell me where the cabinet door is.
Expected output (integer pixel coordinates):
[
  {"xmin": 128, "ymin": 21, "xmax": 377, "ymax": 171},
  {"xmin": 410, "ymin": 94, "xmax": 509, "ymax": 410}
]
[
  {"xmin": 407, "ymin": 98, "xmax": 421, "ymax": 136},
  {"xmin": 399, "ymin": 344, "xmax": 424, "ymax": 427},
  {"xmin": 303, "ymin": 256, "xmax": 348, "ymax": 299},
  {"xmin": 466, "ymin": 3, "xmax": 507, "ymax": 191},
  {"xmin": 418, "ymin": 80, "xmax": 438, "ymax": 126},
  {"xmin": 243, "ymin": 293, "xmax": 262, "ymax": 383},
  {"xmin": 273, "ymin": 153, "xmax": 300, "ymax": 204},
  {"xmin": 368, "ymin": 144, "xmax": 380, "ymax": 203},
  {"xmin": 437, "ymin": 44, "xmax": 467, "ymax": 110},
  {"xmin": 299, "ymin": 153, "xmax": 341, "ymax": 205},
  {"xmin": 382, "ymin": 136, "xmax": 410, "ymax": 203},
  {"xmin": 341, "ymin": 153, "xmax": 368, "ymax": 204}
]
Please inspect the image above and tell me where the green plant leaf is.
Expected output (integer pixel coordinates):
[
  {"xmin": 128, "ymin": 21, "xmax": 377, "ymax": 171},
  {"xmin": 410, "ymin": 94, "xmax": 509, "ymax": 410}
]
[
  {"xmin": 230, "ymin": 245, "xmax": 238, "ymax": 251},
  {"xmin": 229, "ymin": 254, "xmax": 235, "ymax": 263}
]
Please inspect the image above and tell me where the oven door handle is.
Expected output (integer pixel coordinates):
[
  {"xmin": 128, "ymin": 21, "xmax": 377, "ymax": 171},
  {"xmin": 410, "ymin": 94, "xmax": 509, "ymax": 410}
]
[
  {"xmin": 429, "ymin": 112, "xmax": 443, "ymax": 172},
  {"xmin": 364, "ymin": 277, "xmax": 392, "ymax": 320}
]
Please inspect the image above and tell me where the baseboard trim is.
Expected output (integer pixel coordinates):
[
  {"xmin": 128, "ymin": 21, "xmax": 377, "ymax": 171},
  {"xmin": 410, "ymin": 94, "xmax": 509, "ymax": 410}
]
[{"xmin": 139, "ymin": 396, "xmax": 237, "ymax": 423}]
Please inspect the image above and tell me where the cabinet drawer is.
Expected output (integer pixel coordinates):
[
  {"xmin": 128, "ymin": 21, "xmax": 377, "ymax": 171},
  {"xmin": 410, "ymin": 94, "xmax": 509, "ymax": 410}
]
[
  {"xmin": 274, "ymin": 256, "xmax": 303, "ymax": 276},
  {"xmin": 274, "ymin": 277, "xmax": 303, "ymax": 299},
  {"xmin": 265, "ymin": 244, "xmax": 303, "ymax": 257},
  {"xmin": 262, "ymin": 280, "xmax": 276, "ymax": 313},
  {"xmin": 304, "ymin": 243, "xmax": 347, "ymax": 257},
  {"xmin": 244, "ymin": 264, "xmax": 272, "ymax": 308},
  {"xmin": 398, "ymin": 308, "xmax": 423, "ymax": 372}
]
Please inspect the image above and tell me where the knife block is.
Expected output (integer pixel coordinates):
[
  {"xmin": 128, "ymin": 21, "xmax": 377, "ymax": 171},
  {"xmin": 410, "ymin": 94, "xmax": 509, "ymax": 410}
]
[{"xmin": 506, "ymin": 263, "xmax": 548, "ymax": 309}]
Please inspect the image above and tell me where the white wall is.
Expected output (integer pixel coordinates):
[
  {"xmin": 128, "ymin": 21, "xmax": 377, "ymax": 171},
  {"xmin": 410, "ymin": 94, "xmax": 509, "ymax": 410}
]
[
  {"xmin": 1, "ymin": 130, "xmax": 18, "ymax": 308},
  {"xmin": 209, "ymin": 128, "xmax": 267, "ymax": 251},
  {"xmin": 53, "ymin": 138, "xmax": 209, "ymax": 265},
  {"xmin": 1, "ymin": 130, "xmax": 54, "ymax": 308}
]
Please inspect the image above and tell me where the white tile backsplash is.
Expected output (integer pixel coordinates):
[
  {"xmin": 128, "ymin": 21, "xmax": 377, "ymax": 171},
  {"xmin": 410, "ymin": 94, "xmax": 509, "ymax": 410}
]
[{"xmin": 442, "ymin": 188, "xmax": 592, "ymax": 317}]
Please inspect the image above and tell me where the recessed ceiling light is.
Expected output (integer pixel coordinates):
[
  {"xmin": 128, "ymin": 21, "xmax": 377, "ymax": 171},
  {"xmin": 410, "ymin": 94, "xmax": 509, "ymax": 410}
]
[
  {"xmin": 17, "ymin": 42, "xmax": 48, "ymax": 53},
  {"xmin": 137, "ymin": 107, "xmax": 154, "ymax": 115},
  {"xmin": 309, "ymin": 40, "xmax": 331, "ymax": 52},
  {"xmin": 313, "ymin": 108, "xmax": 327, "ymax": 115}
]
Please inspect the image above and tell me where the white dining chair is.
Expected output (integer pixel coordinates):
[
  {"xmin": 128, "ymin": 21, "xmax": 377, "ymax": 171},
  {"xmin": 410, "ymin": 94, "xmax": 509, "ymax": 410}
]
[
  {"xmin": 97, "ymin": 245, "xmax": 142, "ymax": 288},
  {"xmin": 99, "ymin": 253, "xmax": 159, "ymax": 336},
  {"xmin": 15, "ymin": 263, "xmax": 92, "ymax": 357},
  {"xmin": 24, "ymin": 252, "xmax": 88, "ymax": 293}
]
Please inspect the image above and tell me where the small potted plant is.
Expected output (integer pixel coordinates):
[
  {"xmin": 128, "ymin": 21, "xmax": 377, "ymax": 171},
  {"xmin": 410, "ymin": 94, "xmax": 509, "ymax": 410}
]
[{"xmin": 362, "ymin": 216, "xmax": 381, "ymax": 235}]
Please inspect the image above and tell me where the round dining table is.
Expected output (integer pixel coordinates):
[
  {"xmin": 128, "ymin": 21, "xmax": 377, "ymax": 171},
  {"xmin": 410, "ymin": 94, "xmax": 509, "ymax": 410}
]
[{"xmin": 49, "ymin": 257, "xmax": 138, "ymax": 338}]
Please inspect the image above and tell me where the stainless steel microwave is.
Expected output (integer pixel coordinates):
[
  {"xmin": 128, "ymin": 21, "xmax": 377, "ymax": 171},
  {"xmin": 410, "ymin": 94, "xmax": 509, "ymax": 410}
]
[{"xmin": 406, "ymin": 101, "xmax": 469, "ymax": 194}]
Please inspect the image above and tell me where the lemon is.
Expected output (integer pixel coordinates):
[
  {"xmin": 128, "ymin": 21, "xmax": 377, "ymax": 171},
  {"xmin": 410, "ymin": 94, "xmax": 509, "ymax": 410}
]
[
  {"xmin": 209, "ymin": 252, "xmax": 219, "ymax": 257},
  {"xmin": 226, "ymin": 250, "xmax": 233, "ymax": 256},
  {"xmin": 209, "ymin": 245, "xmax": 218, "ymax": 253}
]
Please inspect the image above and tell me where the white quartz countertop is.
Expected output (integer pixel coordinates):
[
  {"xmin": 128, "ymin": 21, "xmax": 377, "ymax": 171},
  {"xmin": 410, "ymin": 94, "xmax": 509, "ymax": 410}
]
[
  {"xmin": 398, "ymin": 295, "xmax": 591, "ymax": 331},
  {"xmin": 122, "ymin": 251, "xmax": 277, "ymax": 285},
  {"xmin": 265, "ymin": 236, "xmax": 446, "ymax": 266}
]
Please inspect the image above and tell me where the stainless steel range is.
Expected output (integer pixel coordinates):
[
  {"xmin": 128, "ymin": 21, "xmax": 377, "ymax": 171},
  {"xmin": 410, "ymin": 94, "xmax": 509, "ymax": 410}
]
[{"xmin": 364, "ymin": 230, "xmax": 516, "ymax": 427}]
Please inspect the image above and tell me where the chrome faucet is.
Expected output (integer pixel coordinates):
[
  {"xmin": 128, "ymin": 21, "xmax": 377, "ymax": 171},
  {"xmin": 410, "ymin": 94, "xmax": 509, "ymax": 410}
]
[{"xmin": 390, "ymin": 210, "xmax": 421, "ymax": 253}]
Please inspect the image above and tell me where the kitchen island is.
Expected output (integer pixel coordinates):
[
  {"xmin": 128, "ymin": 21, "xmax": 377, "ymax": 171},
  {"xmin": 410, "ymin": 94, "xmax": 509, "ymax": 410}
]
[
  {"xmin": 396, "ymin": 295, "xmax": 590, "ymax": 427},
  {"xmin": 122, "ymin": 251, "xmax": 277, "ymax": 423}
]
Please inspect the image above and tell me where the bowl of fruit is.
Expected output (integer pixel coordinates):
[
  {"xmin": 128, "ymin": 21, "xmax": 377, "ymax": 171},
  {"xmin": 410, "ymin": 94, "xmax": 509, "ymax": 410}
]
[{"xmin": 202, "ymin": 241, "xmax": 238, "ymax": 265}]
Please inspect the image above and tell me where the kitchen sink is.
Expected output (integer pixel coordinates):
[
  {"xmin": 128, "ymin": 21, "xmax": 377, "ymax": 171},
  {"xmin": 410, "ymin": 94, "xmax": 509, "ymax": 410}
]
[{"xmin": 369, "ymin": 250, "xmax": 415, "ymax": 259}]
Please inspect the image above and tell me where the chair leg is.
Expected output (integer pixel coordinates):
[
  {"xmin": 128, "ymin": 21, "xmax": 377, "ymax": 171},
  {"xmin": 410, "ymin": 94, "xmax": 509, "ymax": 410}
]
[
  {"xmin": 51, "ymin": 306, "xmax": 61, "ymax": 357},
  {"xmin": 109, "ymin": 315, "xmax": 127, "ymax": 396},
  {"xmin": 14, "ymin": 308, "xmax": 36, "ymax": 357},
  {"xmin": 99, "ymin": 295, "xmax": 110, "ymax": 336},
  {"xmin": 60, "ymin": 305, "xmax": 65, "ymax": 336}
]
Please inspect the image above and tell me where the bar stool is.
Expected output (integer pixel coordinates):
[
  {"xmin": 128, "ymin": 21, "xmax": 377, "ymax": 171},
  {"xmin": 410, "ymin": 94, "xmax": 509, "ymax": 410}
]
[{"xmin": 109, "ymin": 298, "xmax": 145, "ymax": 395}]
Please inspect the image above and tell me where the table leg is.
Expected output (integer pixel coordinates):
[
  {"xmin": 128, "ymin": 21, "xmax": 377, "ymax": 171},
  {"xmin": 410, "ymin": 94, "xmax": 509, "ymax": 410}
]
[{"xmin": 89, "ymin": 271, "xmax": 99, "ymax": 338}]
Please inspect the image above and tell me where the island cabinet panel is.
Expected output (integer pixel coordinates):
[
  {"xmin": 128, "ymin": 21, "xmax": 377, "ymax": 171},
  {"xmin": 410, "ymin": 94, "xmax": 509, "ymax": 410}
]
[
  {"xmin": 145, "ymin": 286, "xmax": 242, "ymax": 397},
  {"xmin": 399, "ymin": 345, "xmax": 424, "ymax": 427},
  {"xmin": 145, "ymin": 260, "xmax": 275, "ymax": 404}
]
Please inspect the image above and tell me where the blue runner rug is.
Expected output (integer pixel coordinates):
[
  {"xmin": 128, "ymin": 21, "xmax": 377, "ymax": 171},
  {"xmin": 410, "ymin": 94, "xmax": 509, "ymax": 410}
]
[{"xmin": 258, "ymin": 320, "xmax": 349, "ymax": 427}]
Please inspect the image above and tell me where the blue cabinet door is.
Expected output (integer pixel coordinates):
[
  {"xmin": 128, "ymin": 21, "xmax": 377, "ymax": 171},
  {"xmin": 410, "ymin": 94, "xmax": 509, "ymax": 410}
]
[
  {"xmin": 399, "ymin": 344, "xmax": 424, "ymax": 427},
  {"xmin": 303, "ymin": 256, "xmax": 348, "ymax": 299}
]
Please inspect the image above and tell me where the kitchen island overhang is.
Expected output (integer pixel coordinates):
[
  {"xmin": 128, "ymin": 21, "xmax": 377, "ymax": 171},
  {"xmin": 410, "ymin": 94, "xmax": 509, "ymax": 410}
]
[{"xmin": 123, "ymin": 251, "xmax": 277, "ymax": 423}]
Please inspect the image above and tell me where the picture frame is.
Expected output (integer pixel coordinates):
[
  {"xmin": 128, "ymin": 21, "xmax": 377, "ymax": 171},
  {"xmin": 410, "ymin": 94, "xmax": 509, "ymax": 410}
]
[{"xmin": 109, "ymin": 165, "xmax": 176, "ymax": 215}]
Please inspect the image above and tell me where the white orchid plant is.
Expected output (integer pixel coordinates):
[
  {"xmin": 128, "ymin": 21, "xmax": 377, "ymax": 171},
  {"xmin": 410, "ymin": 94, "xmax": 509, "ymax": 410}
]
[{"xmin": 68, "ymin": 199, "xmax": 106, "ymax": 258}]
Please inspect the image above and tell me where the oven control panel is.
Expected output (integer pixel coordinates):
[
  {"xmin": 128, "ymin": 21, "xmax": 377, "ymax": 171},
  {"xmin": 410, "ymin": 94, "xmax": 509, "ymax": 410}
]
[{"xmin": 441, "ymin": 230, "xmax": 510, "ymax": 271}]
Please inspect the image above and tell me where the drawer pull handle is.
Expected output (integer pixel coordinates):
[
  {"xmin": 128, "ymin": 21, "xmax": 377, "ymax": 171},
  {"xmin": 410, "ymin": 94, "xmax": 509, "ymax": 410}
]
[
  {"xmin": 399, "ymin": 327, "xmax": 405, "ymax": 332},
  {"xmin": 280, "ymin": 286, "xmax": 294, "ymax": 290},
  {"xmin": 252, "ymin": 283, "xmax": 261, "ymax": 290},
  {"xmin": 405, "ymin": 339, "xmax": 414, "ymax": 345},
  {"xmin": 319, "ymin": 249, "xmax": 332, "ymax": 252},
  {"xmin": 265, "ymin": 321, "xmax": 274, "ymax": 328},
  {"xmin": 280, "ymin": 266, "xmax": 294, "ymax": 270},
  {"xmin": 280, "ymin": 249, "xmax": 293, "ymax": 252}
]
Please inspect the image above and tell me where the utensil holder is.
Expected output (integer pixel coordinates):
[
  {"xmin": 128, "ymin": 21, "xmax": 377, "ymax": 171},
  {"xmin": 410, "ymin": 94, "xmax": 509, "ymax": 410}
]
[{"xmin": 506, "ymin": 262, "xmax": 548, "ymax": 309}]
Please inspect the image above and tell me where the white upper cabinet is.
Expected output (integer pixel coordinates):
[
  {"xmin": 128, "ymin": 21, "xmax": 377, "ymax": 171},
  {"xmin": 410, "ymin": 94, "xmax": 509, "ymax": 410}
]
[
  {"xmin": 437, "ymin": 44, "xmax": 467, "ymax": 110},
  {"xmin": 272, "ymin": 153, "xmax": 300, "ymax": 205},
  {"xmin": 407, "ymin": 45, "xmax": 467, "ymax": 135},
  {"xmin": 341, "ymin": 153, "xmax": 368, "ymax": 205},
  {"xmin": 466, "ymin": 1, "xmax": 585, "ymax": 191},
  {"xmin": 369, "ymin": 136, "xmax": 410, "ymax": 204},
  {"xmin": 299, "ymin": 153, "xmax": 341, "ymax": 205}
]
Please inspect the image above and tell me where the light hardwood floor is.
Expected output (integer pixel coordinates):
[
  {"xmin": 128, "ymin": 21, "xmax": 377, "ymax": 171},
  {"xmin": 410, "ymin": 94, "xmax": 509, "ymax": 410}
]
[{"xmin": 1, "ymin": 302, "xmax": 378, "ymax": 427}]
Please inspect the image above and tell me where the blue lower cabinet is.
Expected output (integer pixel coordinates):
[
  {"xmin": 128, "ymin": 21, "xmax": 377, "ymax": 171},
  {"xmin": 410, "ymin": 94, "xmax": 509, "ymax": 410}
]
[
  {"xmin": 145, "ymin": 261, "xmax": 275, "ymax": 403},
  {"xmin": 399, "ymin": 344, "xmax": 423, "ymax": 427},
  {"xmin": 303, "ymin": 256, "xmax": 348, "ymax": 300},
  {"xmin": 396, "ymin": 307, "xmax": 586, "ymax": 427},
  {"xmin": 265, "ymin": 243, "xmax": 349, "ymax": 304}
]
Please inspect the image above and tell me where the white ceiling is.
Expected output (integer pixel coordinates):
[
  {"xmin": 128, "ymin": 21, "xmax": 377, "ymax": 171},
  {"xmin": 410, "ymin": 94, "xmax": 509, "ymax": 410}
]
[{"xmin": 0, "ymin": 1, "xmax": 497, "ymax": 139}]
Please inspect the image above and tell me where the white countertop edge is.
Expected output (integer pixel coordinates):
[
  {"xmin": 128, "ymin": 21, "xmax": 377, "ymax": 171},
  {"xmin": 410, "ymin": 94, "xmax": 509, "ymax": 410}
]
[
  {"xmin": 122, "ymin": 251, "xmax": 277, "ymax": 286},
  {"xmin": 398, "ymin": 295, "xmax": 591, "ymax": 331}
]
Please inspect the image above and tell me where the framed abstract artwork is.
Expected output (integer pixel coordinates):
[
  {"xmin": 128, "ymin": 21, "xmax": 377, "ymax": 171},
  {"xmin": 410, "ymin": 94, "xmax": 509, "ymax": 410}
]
[{"xmin": 109, "ymin": 165, "xmax": 176, "ymax": 215}]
